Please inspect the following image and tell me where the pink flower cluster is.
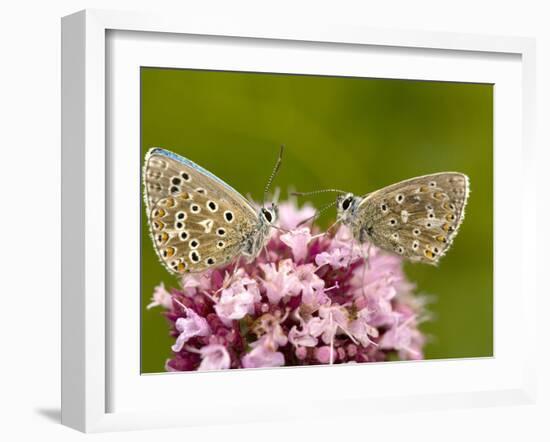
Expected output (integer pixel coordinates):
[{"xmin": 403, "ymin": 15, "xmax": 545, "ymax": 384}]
[{"xmin": 148, "ymin": 201, "xmax": 428, "ymax": 371}]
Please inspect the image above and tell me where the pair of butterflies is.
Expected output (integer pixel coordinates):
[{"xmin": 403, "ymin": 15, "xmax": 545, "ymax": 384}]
[{"xmin": 143, "ymin": 147, "xmax": 469, "ymax": 275}]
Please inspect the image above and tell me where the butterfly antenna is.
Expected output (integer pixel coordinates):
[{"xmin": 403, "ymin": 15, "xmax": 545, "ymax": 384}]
[
  {"xmin": 297, "ymin": 199, "xmax": 338, "ymax": 227},
  {"xmin": 291, "ymin": 188, "xmax": 347, "ymax": 198},
  {"xmin": 263, "ymin": 144, "xmax": 284, "ymax": 208}
]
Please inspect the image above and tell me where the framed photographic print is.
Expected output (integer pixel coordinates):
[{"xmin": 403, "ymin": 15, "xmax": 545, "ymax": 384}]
[{"xmin": 61, "ymin": 9, "xmax": 537, "ymax": 432}]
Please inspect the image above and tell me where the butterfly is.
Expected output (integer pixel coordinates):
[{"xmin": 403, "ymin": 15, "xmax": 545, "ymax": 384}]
[
  {"xmin": 143, "ymin": 147, "xmax": 283, "ymax": 274},
  {"xmin": 297, "ymin": 172, "xmax": 469, "ymax": 265}
]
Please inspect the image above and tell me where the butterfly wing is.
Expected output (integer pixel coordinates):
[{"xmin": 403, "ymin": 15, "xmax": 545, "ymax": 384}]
[
  {"xmin": 143, "ymin": 148, "xmax": 256, "ymax": 214},
  {"xmin": 144, "ymin": 148, "xmax": 259, "ymax": 274},
  {"xmin": 356, "ymin": 172, "xmax": 469, "ymax": 264}
]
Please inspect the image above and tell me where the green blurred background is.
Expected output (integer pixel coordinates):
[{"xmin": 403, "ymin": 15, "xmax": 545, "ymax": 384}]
[{"xmin": 141, "ymin": 67, "xmax": 493, "ymax": 374}]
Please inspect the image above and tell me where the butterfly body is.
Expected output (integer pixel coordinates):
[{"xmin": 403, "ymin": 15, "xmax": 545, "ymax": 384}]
[
  {"xmin": 336, "ymin": 172, "xmax": 469, "ymax": 264},
  {"xmin": 143, "ymin": 148, "xmax": 277, "ymax": 274}
]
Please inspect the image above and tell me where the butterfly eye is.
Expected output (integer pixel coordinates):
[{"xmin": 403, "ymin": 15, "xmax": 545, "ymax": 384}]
[
  {"xmin": 342, "ymin": 197, "xmax": 352, "ymax": 211},
  {"xmin": 262, "ymin": 209, "xmax": 273, "ymax": 223}
]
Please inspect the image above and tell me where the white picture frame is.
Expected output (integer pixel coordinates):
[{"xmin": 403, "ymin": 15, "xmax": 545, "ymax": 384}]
[{"xmin": 61, "ymin": 9, "xmax": 537, "ymax": 433}]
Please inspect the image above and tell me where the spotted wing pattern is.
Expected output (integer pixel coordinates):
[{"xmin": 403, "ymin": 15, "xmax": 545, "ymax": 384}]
[
  {"xmin": 356, "ymin": 172, "xmax": 469, "ymax": 264},
  {"xmin": 143, "ymin": 148, "xmax": 259, "ymax": 274}
]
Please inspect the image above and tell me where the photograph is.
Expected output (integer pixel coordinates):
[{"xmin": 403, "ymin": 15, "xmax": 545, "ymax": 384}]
[{"xmin": 140, "ymin": 67, "xmax": 493, "ymax": 374}]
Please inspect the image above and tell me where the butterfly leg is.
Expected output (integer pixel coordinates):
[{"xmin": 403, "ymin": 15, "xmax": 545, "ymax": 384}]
[
  {"xmin": 360, "ymin": 244, "xmax": 370, "ymax": 298},
  {"xmin": 348, "ymin": 239, "xmax": 370, "ymax": 298},
  {"xmin": 213, "ymin": 256, "xmax": 243, "ymax": 296},
  {"xmin": 228, "ymin": 255, "xmax": 242, "ymax": 282},
  {"xmin": 263, "ymin": 245, "xmax": 271, "ymax": 263},
  {"xmin": 347, "ymin": 238, "xmax": 357, "ymax": 267}
]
